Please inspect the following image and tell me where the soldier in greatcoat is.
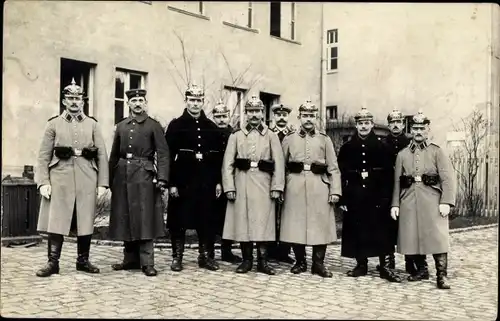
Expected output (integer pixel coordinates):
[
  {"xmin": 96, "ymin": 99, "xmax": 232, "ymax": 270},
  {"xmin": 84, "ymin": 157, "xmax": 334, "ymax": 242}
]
[
  {"xmin": 391, "ymin": 111, "xmax": 456, "ymax": 289},
  {"xmin": 268, "ymin": 103, "xmax": 295, "ymax": 264},
  {"xmin": 222, "ymin": 95, "xmax": 285, "ymax": 275},
  {"xmin": 280, "ymin": 99, "xmax": 342, "ymax": 277},
  {"xmin": 211, "ymin": 100, "xmax": 242, "ymax": 264},
  {"xmin": 35, "ymin": 79, "xmax": 109, "ymax": 277},
  {"xmin": 109, "ymin": 89, "xmax": 170, "ymax": 277},
  {"xmin": 165, "ymin": 84, "xmax": 221, "ymax": 272},
  {"xmin": 337, "ymin": 107, "xmax": 401, "ymax": 283}
]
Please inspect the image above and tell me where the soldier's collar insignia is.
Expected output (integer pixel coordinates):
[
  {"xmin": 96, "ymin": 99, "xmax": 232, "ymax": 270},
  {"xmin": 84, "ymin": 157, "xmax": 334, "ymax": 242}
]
[
  {"xmin": 244, "ymin": 122, "xmax": 266, "ymax": 135},
  {"xmin": 409, "ymin": 140, "xmax": 428, "ymax": 152},
  {"xmin": 299, "ymin": 127, "xmax": 316, "ymax": 137},
  {"xmin": 62, "ymin": 110, "xmax": 86, "ymax": 122}
]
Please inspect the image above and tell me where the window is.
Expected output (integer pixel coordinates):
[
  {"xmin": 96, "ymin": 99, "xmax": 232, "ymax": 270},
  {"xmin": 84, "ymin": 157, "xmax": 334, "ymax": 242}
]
[
  {"xmin": 221, "ymin": 2, "xmax": 254, "ymax": 30},
  {"xmin": 404, "ymin": 115, "xmax": 413, "ymax": 134},
  {"xmin": 326, "ymin": 105, "xmax": 338, "ymax": 120},
  {"xmin": 259, "ymin": 91, "xmax": 280, "ymax": 126},
  {"xmin": 223, "ymin": 86, "xmax": 247, "ymax": 126},
  {"xmin": 270, "ymin": 2, "xmax": 296, "ymax": 40},
  {"xmin": 248, "ymin": 2, "xmax": 253, "ymax": 28},
  {"xmin": 326, "ymin": 29, "xmax": 338, "ymax": 72},
  {"xmin": 114, "ymin": 69, "xmax": 147, "ymax": 124},
  {"xmin": 290, "ymin": 2, "xmax": 296, "ymax": 40},
  {"xmin": 270, "ymin": 2, "xmax": 281, "ymax": 37},
  {"xmin": 60, "ymin": 58, "xmax": 96, "ymax": 115}
]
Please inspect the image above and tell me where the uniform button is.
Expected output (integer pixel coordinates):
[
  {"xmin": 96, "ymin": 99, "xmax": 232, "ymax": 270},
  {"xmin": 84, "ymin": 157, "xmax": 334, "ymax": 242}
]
[
  {"xmin": 130, "ymin": 137, "xmax": 133, "ymax": 139},
  {"xmin": 197, "ymin": 128, "xmax": 200, "ymax": 131},
  {"xmin": 198, "ymin": 144, "xmax": 201, "ymax": 147},
  {"xmin": 198, "ymin": 136, "xmax": 201, "ymax": 138},
  {"xmin": 127, "ymin": 161, "xmax": 130, "ymax": 164},
  {"xmin": 133, "ymin": 123, "xmax": 136, "ymax": 125},
  {"xmin": 362, "ymin": 185, "xmax": 366, "ymax": 188},
  {"xmin": 130, "ymin": 129, "xmax": 134, "ymax": 132},
  {"xmin": 128, "ymin": 145, "xmax": 132, "ymax": 148},
  {"xmin": 363, "ymin": 160, "xmax": 366, "ymax": 163},
  {"xmin": 363, "ymin": 169, "xmax": 366, "ymax": 171},
  {"xmin": 362, "ymin": 144, "xmax": 365, "ymax": 147},
  {"xmin": 362, "ymin": 152, "xmax": 365, "ymax": 155}
]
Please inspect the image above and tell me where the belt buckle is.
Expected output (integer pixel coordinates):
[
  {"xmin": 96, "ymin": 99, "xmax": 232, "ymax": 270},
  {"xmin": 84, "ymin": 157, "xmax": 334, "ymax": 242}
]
[
  {"xmin": 195, "ymin": 152, "xmax": 203, "ymax": 160},
  {"xmin": 73, "ymin": 148, "xmax": 82, "ymax": 157},
  {"xmin": 361, "ymin": 171, "xmax": 369, "ymax": 179},
  {"xmin": 126, "ymin": 153, "xmax": 133, "ymax": 159},
  {"xmin": 414, "ymin": 175, "xmax": 422, "ymax": 182},
  {"xmin": 250, "ymin": 161, "xmax": 258, "ymax": 168},
  {"xmin": 303, "ymin": 164, "xmax": 311, "ymax": 171}
]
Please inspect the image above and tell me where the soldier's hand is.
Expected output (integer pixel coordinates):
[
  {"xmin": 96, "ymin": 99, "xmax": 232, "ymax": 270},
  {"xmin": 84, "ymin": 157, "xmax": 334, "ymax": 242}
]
[
  {"xmin": 340, "ymin": 205, "xmax": 348, "ymax": 212},
  {"xmin": 278, "ymin": 194, "xmax": 284, "ymax": 204},
  {"xmin": 156, "ymin": 180, "xmax": 168, "ymax": 191},
  {"xmin": 270, "ymin": 191, "xmax": 281, "ymax": 200},
  {"xmin": 390, "ymin": 207, "xmax": 399, "ymax": 220},
  {"xmin": 439, "ymin": 204, "xmax": 450, "ymax": 217},
  {"xmin": 97, "ymin": 186, "xmax": 107, "ymax": 199},
  {"xmin": 328, "ymin": 194, "xmax": 340, "ymax": 204},
  {"xmin": 226, "ymin": 191, "xmax": 236, "ymax": 201},
  {"xmin": 215, "ymin": 184, "xmax": 222, "ymax": 198},
  {"xmin": 169, "ymin": 187, "xmax": 179, "ymax": 198},
  {"xmin": 40, "ymin": 184, "xmax": 51, "ymax": 199}
]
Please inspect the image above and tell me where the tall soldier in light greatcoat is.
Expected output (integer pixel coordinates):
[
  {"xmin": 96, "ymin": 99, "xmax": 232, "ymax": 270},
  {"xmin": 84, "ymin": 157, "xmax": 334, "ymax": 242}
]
[
  {"xmin": 35, "ymin": 78, "xmax": 109, "ymax": 277},
  {"xmin": 222, "ymin": 95, "xmax": 285, "ymax": 275},
  {"xmin": 211, "ymin": 100, "xmax": 242, "ymax": 264},
  {"xmin": 337, "ymin": 107, "xmax": 401, "ymax": 283},
  {"xmin": 280, "ymin": 99, "xmax": 342, "ymax": 278},
  {"xmin": 165, "ymin": 84, "xmax": 221, "ymax": 272},
  {"xmin": 109, "ymin": 89, "xmax": 170, "ymax": 277},
  {"xmin": 268, "ymin": 103, "xmax": 295, "ymax": 264},
  {"xmin": 391, "ymin": 111, "xmax": 456, "ymax": 289}
]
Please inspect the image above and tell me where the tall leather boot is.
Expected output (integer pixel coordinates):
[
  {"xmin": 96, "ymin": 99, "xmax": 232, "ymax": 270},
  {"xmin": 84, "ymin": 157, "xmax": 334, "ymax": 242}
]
[
  {"xmin": 36, "ymin": 234, "xmax": 63, "ymax": 277},
  {"xmin": 76, "ymin": 235, "xmax": 100, "ymax": 273},
  {"xmin": 378, "ymin": 255, "xmax": 402, "ymax": 283},
  {"xmin": 311, "ymin": 245, "xmax": 332, "ymax": 278},
  {"xmin": 170, "ymin": 230, "xmax": 185, "ymax": 272},
  {"xmin": 278, "ymin": 243, "xmax": 295, "ymax": 264},
  {"xmin": 198, "ymin": 241, "xmax": 219, "ymax": 271},
  {"xmin": 256, "ymin": 242, "xmax": 276, "ymax": 275},
  {"xmin": 221, "ymin": 239, "xmax": 242, "ymax": 263},
  {"xmin": 405, "ymin": 255, "xmax": 418, "ymax": 276},
  {"xmin": 112, "ymin": 241, "xmax": 140, "ymax": 270},
  {"xmin": 290, "ymin": 244, "xmax": 307, "ymax": 274},
  {"xmin": 236, "ymin": 242, "xmax": 253, "ymax": 273},
  {"xmin": 347, "ymin": 257, "xmax": 368, "ymax": 277},
  {"xmin": 433, "ymin": 253, "xmax": 451, "ymax": 289},
  {"xmin": 408, "ymin": 255, "xmax": 430, "ymax": 281}
]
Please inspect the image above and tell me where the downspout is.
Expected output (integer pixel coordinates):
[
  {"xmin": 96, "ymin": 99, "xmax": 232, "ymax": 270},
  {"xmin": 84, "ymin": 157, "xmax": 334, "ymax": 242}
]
[{"xmin": 320, "ymin": 2, "xmax": 326, "ymax": 131}]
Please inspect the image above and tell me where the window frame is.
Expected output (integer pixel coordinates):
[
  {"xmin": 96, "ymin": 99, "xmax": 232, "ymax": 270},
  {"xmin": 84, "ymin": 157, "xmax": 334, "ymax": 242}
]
[
  {"xmin": 114, "ymin": 69, "xmax": 147, "ymax": 124},
  {"xmin": 326, "ymin": 29, "xmax": 338, "ymax": 73},
  {"xmin": 326, "ymin": 105, "xmax": 338, "ymax": 120}
]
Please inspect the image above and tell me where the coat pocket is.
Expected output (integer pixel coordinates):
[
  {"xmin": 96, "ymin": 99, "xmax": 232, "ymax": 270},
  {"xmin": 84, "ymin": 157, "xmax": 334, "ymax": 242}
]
[
  {"xmin": 90, "ymin": 160, "xmax": 99, "ymax": 172},
  {"xmin": 321, "ymin": 174, "xmax": 331, "ymax": 186}
]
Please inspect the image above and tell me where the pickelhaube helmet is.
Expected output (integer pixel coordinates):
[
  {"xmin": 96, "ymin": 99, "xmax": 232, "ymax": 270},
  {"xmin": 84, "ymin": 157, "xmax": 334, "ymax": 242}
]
[
  {"xmin": 298, "ymin": 99, "xmax": 318, "ymax": 113},
  {"xmin": 411, "ymin": 110, "xmax": 430, "ymax": 125},
  {"xmin": 387, "ymin": 109, "xmax": 404, "ymax": 122},
  {"xmin": 271, "ymin": 103, "xmax": 292, "ymax": 114},
  {"xmin": 185, "ymin": 83, "xmax": 204, "ymax": 99},
  {"xmin": 212, "ymin": 99, "xmax": 230, "ymax": 116},
  {"xmin": 244, "ymin": 95, "xmax": 265, "ymax": 111},
  {"xmin": 126, "ymin": 88, "xmax": 147, "ymax": 99},
  {"xmin": 354, "ymin": 107, "xmax": 373, "ymax": 122},
  {"xmin": 62, "ymin": 78, "xmax": 84, "ymax": 97}
]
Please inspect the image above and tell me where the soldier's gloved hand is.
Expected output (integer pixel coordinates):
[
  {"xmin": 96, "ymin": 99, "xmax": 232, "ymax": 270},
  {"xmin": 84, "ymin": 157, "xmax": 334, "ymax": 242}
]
[
  {"xmin": 156, "ymin": 180, "xmax": 168, "ymax": 191},
  {"xmin": 226, "ymin": 191, "xmax": 236, "ymax": 201},
  {"xmin": 390, "ymin": 207, "xmax": 399, "ymax": 220},
  {"xmin": 169, "ymin": 187, "xmax": 179, "ymax": 198},
  {"xmin": 215, "ymin": 184, "xmax": 222, "ymax": 198},
  {"xmin": 340, "ymin": 205, "xmax": 348, "ymax": 212},
  {"xmin": 439, "ymin": 204, "xmax": 451, "ymax": 217},
  {"xmin": 278, "ymin": 194, "xmax": 284, "ymax": 204},
  {"xmin": 328, "ymin": 194, "xmax": 340, "ymax": 204},
  {"xmin": 270, "ymin": 191, "xmax": 281, "ymax": 200},
  {"xmin": 40, "ymin": 184, "xmax": 51, "ymax": 199},
  {"xmin": 97, "ymin": 186, "xmax": 107, "ymax": 198}
]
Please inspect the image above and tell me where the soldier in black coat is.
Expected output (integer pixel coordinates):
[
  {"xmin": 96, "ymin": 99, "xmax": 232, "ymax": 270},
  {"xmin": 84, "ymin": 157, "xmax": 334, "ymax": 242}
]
[
  {"xmin": 211, "ymin": 100, "xmax": 242, "ymax": 264},
  {"xmin": 337, "ymin": 107, "xmax": 401, "ymax": 283},
  {"xmin": 165, "ymin": 84, "xmax": 221, "ymax": 272}
]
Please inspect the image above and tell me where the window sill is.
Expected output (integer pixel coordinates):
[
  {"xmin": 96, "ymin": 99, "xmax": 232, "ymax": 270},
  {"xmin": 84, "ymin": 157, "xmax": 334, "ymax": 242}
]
[
  {"xmin": 270, "ymin": 35, "xmax": 301, "ymax": 45},
  {"xmin": 327, "ymin": 70, "xmax": 338, "ymax": 75},
  {"xmin": 138, "ymin": 1, "xmax": 152, "ymax": 4},
  {"xmin": 167, "ymin": 6, "xmax": 210, "ymax": 21},
  {"xmin": 222, "ymin": 21, "xmax": 259, "ymax": 34}
]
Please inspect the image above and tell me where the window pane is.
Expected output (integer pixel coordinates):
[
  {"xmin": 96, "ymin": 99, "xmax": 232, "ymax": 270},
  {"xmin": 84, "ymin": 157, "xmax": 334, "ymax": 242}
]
[
  {"xmin": 115, "ymin": 100, "xmax": 125, "ymax": 124},
  {"xmin": 130, "ymin": 74, "xmax": 142, "ymax": 90},
  {"xmin": 330, "ymin": 58, "xmax": 338, "ymax": 70},
  {"xmin": 335, "ymin": 30, "xmax": 338, "ymax": 43},
  {"xmin": 270, "ymin": 2, "xmax": 281, "ymax": 37},
  {"xmin": 331, "ymin": 47, "xmax": 338, "ymax": 58},
  {"xmin": 115, "ymin": 71, "xmax": 126, "ymax": 99}
]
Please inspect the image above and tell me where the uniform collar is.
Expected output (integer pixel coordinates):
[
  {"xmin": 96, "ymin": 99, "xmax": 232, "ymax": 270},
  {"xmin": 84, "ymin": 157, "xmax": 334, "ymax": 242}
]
[
  {"xmin": 126, "ymin": 112, "xmax": 148, "ymax": 124},
  {"xmin": 273, "ymin": 125, "xmax": 290, "ymax": 135},
  {"xmin": 409, "ymin": 140, "xmax": 428, "ymax": 152},
  {"xmin": 243, "ymin": 122, "xmax": 267, "ymax": 135},
  {"xmin": 298, "ymin": 127, "xmax": 316, "ymax": 137},
  {"xmin": 181, "ymin": 108, "xmax": 208, "ymax": 121},
  {"xmin": 62, "ymin": 110, "xmax": 86, "ymax": 122}
]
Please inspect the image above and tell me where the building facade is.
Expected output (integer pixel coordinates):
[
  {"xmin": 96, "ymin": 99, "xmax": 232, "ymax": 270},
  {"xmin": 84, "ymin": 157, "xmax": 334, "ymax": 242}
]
[{"xmin": 3, "ymin": 1, "xmax": 323, "ymax": 176}]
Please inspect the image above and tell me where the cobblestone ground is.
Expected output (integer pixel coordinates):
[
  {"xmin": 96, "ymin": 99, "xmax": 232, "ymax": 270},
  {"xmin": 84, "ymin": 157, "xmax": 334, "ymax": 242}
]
[{"xmin": 1, "ymin": 227, "xmax": 498, "ymax": 319}]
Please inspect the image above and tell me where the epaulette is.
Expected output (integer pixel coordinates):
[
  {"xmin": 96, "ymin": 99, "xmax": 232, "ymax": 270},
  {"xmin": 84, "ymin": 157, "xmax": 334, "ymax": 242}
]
[
  {"xmin": 232, "ymin": 127, "xmax": 241, "ymax": 133},
  {"xmin": 286, "ymin": 130, "xmax": 295, "ymax": 136},
  {"xmin": 319, "ymin": 130, "xmax": 328, "ymax": 137},
  {"xmin": 47, "ymin": 115, "xmax": 58, "ymax": 121},
  {"xmin": 88, "ymin": 116, "xmax": 98, "ymax": 122},
  {"xmin": 429, "ymin": 142, "xmax": 440, "ymax": 148}
]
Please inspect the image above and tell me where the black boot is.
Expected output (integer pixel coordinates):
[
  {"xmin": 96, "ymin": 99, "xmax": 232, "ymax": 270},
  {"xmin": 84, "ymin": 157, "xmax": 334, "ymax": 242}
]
[
  {"xmin": 256, "ymin": 243, "xmax": 276, "ymax": 275},
  {"xmin": 112, "ymin": 241, "xmax": 141, "ymax": 271},
  {"xmin": 170, "ymin": 232, "xmax": 185, "ymax": 272},
  {"xmin": 221, "ymin": 240, "xmax": 242, "ymax": 264},
  {"xmin": 290, "ymin": 244, "xmax": 307, "ymax": 274},
  {"xmin": 408, "ymin": 255, "xmax": 430, "ymax": 281},
  {"xmin": 142, "ymin": 265, "xmax": 158, "ymax": 277},
  {"xmin": 311, "ymin": 245, "xmax": 332, "ymax": 278},
  {"xmin": 433, "ymin": 253, "xmax": 451, "ymax": 290},
  {"xmin": 76, "ymin": 235, "xmax": 100, "ymax": 274},
  {"xmin": 376, "ymin": 252, "xmax": 396, "ymax": 271},
  {"xmin": 198, "ymin": 242, "xmax": 219, "ymax": 271},
  {"xmin": 278, "ymin": 243, "xmax": 295, "ymax": 264},
  {"xmin": 378, "ymin": 255, "xmax": 402, "ymax": 283},
  {"xmin": 405, "ymin": 255, "xmax": 418, "ymax": 276},
  {"xmin": 36, "ymin": 235, "xmax": 63, "ymax": 277},
  {"xmin": 236, "ymin": 242, "xmax": 253, "ymax": 273},
  {"xmin": 347, "ymin": 258, "xmax": 368, "ymax": 277}
]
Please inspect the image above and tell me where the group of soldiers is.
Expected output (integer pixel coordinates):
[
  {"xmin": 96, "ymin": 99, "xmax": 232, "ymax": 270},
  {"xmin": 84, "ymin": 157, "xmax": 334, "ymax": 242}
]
[{"xmin": 34, "ymin": 79, "xmax": 455, "ymax": 290}]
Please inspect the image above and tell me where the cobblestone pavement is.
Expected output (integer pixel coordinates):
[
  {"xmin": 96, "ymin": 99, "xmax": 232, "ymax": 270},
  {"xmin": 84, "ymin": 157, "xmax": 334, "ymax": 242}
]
[{"xmin": 1, "ymin": 227, "xmax": 498, "ymax": 319}]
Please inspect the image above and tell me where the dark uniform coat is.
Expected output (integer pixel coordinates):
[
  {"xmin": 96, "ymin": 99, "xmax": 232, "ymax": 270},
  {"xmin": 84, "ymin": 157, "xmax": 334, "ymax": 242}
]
[
  {"xmin": 382, "ymin": 133, "xmax": 411, "ymax": 245},
  {"xmin": 213, "ymin": 125, "xmax": 233, "ymax": 237},
  {"xmin": 108, "ymin": 113, "xmax": 169, "ymax": 241},
  {"xmin": 36, "ymin": 111, "xmax": 109, "ymax": 236},
  {"xmin": 392, "ymin": 140, "xmax": 456, "ymax": 254},
  {"xmin": 165, "ymin": 109, "xmax": 221, "ymax": 231},
  {"xmin": 337, "ymin": 131, "xmax": 394, "ymax": 258}
]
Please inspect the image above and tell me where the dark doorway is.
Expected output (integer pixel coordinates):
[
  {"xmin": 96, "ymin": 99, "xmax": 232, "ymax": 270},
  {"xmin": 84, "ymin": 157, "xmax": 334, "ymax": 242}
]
[
  {"xmin": 259, "ymin": 91, "xmax": 280, "ymax": 126},
  {"xmin": 60, "ymin": 58, "xmax": 96, "ymax": 115}
]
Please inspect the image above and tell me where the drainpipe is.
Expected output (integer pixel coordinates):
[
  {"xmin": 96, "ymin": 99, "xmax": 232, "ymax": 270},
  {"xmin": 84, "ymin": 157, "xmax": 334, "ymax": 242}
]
[{"xmin": 320, "ymin": 2, "xmax": 326, "ymax": 131}]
